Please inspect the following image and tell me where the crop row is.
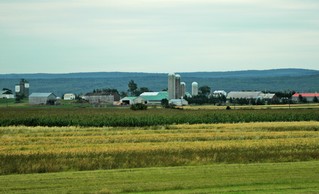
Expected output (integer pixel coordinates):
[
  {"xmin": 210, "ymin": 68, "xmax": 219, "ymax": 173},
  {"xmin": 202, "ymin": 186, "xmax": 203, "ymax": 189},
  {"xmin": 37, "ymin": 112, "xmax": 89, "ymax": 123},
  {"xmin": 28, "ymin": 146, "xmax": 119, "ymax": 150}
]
[
  {"xmin": 1, "ymin": 122, "xmax": 319, "ymax": 174},
  {"xmin": 1, "ymin": 108, "xmax": 319, "ymax": 127}
]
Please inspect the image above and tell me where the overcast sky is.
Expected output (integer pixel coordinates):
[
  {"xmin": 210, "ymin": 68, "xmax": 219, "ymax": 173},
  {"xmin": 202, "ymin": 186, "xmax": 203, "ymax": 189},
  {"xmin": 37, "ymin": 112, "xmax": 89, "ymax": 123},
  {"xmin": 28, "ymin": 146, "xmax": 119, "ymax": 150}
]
[{"xmin": 1, "ymin": 0, "xmax": 319, "ymax": 73}]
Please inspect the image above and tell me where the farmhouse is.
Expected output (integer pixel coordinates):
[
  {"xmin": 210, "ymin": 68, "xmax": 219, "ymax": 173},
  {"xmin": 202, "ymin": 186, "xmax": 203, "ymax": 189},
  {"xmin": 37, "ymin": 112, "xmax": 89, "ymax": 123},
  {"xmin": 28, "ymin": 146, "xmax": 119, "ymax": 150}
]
[
  {"xmin": 1, "ymin": 90, "xmax": 14, "ymax": 99},
  {"xmin": 63, "ymin": 93, "xmax": 76, "ymax": 100},
  {"xmin": 292, "ymin": 93, "xmax": 319, "ymax": 103},
  {"xmin": 139, "ymin": 91, "xmax": 168, "ymax": 105},
  {"xmin": 29, "ymin": 93, "xmax": 57, "ymax": 105}
]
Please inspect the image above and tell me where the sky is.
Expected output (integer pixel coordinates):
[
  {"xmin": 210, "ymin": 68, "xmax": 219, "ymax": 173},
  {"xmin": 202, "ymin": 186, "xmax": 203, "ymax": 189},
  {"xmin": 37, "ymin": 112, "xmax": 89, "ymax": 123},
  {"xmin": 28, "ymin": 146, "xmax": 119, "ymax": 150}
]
[{"xmin": 0, "ymin": 0, "xmax": 319, "ymax": 74}]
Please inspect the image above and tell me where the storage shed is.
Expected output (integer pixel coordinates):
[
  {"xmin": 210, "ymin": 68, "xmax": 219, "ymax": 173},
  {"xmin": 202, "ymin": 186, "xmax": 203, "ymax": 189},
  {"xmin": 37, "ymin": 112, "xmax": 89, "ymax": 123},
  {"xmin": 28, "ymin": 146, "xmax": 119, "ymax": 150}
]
[
  {"xmin": 29, "ymin": 93, "xmax": 57, "ymax": 105},
  {"xmin": 120, "ymin": 97, "xmax": 137, "ymax": 105}
]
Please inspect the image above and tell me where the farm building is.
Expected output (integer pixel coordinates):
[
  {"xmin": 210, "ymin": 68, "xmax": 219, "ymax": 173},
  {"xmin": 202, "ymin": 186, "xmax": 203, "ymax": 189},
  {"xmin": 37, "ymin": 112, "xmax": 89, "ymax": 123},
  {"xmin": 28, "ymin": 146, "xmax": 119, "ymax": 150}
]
[
  {"xmin": 292, "ymin": 93, "xmax": 319, "ymax": 103},
  {"xmin": 120, "ymin": 97, "xmax": 137, "ymax": 105},
  {"xmin": 29, "ymin": 93, "xmax": 57, "ymax": 105},
  {"xmin": 1, "ymin": 90, "xmax": 14, "ymax": 99},
  {"xmin": 120, "ymin": 96, "xmax": 151, "ymax": 105},
  {"xmin": 83, "ymin": 93, "xmax": 114, "ymax": 104},
  {"xmin": 261, "ymin": 93, "xmax": 278, "ymax": 102},
  {"xmin": 212, "ymin": 90, "xmax": 227, "ymax": 97},
  {"xmin": 169, "ymin": 99, "xmax": 189, "ymax": 106},
  {"xmin": 63, "ymin": 93, "xmax": 76, "ymax": 100},
  {"xmin": 227, "ymin": 91, "xmax": 277, "ymax": 103},
  {"xmin": 227, "ymin": 91, "xmax": 264, "ymax": 100},
  {"xmin": 139, "ymin": 91, "xmax": 168, "ymax": 105},
  {"xmin": 134, "ymin": 96, "xmax": 147, "ymax": 104}
]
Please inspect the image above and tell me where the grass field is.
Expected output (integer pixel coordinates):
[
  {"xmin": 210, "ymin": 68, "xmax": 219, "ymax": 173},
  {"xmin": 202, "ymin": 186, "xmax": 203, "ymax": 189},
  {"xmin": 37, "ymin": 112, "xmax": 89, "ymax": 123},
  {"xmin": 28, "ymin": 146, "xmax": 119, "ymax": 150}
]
[{"xmin": 0, "ymin": 161, "xmax": 318, "ymax": 193}]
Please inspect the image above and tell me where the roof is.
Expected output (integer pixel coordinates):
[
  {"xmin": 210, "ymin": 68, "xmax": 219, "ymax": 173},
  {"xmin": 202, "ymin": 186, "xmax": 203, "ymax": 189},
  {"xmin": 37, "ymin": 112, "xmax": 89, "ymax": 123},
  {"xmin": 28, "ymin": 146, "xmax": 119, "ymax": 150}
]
[
  {"xmin": 29, "ymin": 93, "xmax": 56, "ymax": 98},
  {"xmin": 292, "ymin": 93, "xmax": 319, "ymax": 97},
  {"xmin": 121, "ymin": 97, "xmax": 137, "ymax": 101},
  {"xmin": 261, "ymin": 93, "xmax": 276, "ymax": 99},
  {"xmin": 227, "ymin": 91, "xmax": 263, "ymax": 99},
  {"xmin": 139, "ymin": 91, "xmax": 168, "ymax": 101},
  {"xmin": 1, "ymin": 90, "xmax": 13, "ymax": 95}
]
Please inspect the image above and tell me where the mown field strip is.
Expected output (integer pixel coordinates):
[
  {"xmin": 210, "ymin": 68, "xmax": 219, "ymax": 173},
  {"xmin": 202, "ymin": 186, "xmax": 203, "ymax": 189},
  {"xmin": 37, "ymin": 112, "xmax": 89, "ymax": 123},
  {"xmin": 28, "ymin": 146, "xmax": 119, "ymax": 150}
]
[
  {"xmin": 1, "ymin": 122, "xmax": 319, "ymax": 174},
  {"xmin": 1, "ymin": 161, "xmax": 319, "ymax": 194}
]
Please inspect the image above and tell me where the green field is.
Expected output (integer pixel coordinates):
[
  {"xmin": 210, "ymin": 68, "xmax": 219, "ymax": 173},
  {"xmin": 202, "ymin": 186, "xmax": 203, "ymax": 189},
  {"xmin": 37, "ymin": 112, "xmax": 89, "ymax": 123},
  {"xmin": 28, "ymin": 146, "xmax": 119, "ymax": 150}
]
[
  {"xmin": 1, "ymin": 107, "xmax": 319, "ymax": 127},
  {"xmin": 1, "ymin": 161, "xmax": 318, "ymax": 193},
  {"xmin": 1, "ymin": 107, "xmax": 319, "ymax": 193}
]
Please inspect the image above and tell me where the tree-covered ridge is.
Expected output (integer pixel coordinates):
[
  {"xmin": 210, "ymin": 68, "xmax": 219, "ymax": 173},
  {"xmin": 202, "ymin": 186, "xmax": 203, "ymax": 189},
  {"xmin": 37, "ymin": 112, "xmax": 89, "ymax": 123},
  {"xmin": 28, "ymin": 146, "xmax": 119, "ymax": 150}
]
[{"xmin": 0, "ymin": 69, "xmax": 318, "ymax": 97}]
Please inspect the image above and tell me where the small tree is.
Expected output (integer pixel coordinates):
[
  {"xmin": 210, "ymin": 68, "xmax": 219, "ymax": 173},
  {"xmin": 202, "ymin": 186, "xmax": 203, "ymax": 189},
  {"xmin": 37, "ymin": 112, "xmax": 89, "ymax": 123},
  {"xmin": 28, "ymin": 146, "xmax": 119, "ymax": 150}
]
[
  {"xmin": 313, "ymin": 96, "xmax": 319, "ymax": 103},
  {"xmin": 128, "ymin": 80, "xmax": 138, "ymax": 96},
  {"xmin": 130, "ymin": 103, "xmax": 147, "ymax": 110},
  {"xmin": 199, "ymin": 85, "xmax": 211, "ymax": 96},
  {"xmin": 298, "ymin": 94, "xmax": 304, "ymax": 103},
  {"xmin": 161, "ymin": 99, "xmax": 169, "ymax": 108}
]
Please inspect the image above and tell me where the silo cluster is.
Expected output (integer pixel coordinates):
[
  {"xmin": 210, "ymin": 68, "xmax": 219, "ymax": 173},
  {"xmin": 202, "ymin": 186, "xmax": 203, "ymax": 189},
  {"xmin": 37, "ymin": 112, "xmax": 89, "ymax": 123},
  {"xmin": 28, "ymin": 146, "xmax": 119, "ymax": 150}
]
[
  {"xmin": 168, "ymin": 73, "xmax": 198, "ymax": 100},
  {"xmin": 15, "ymin": 79, "xmax": 29, "ymax": 97}
]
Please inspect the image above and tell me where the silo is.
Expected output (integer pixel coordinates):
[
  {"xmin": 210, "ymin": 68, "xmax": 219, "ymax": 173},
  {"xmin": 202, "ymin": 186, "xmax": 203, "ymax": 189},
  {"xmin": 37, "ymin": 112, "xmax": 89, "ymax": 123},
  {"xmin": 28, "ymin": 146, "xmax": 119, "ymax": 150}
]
[
  {"xmin": 175, "ymin": 74, "xmax": 181, "ymax": 99},
  {"xmin": 23, "ymin": 81, "xmax": 30, "ymax": 97},
  {"xmin": 168, "ymin": 73, "xmax": 175, "ymax": 100},
  {"xmin": 192, "ymin": 82, "xmax": 198, "ymax": 96},
  {"xmin": 180, "ymin": 82, "xmax": 186, "ymax": 98}
]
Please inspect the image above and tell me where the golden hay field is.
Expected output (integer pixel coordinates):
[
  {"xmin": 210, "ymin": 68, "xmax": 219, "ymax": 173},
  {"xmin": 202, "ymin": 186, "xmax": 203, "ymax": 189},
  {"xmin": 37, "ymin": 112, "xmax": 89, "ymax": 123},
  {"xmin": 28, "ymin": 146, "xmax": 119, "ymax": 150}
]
[{"xmin": 1, "ymin": 121, "xmax": 319, "ymax": 174}]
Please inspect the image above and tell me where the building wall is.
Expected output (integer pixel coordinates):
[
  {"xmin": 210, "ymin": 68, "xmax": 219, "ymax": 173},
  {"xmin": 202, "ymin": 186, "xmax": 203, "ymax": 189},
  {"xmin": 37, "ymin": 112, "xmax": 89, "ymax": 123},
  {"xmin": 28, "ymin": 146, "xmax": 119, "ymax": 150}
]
[
  {"xmin": 86, "ymin": 95, "xmax": 114, "ymax": 104},
  {"xmin": 29, "ymin": 94, "xmax": 56, "ymax": 105}
]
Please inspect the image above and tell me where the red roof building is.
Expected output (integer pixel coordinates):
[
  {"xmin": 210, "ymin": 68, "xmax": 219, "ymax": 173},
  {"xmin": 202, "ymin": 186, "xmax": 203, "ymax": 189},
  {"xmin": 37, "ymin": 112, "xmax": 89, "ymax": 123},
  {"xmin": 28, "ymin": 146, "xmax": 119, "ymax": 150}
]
[{"xmin": 292, "ymin": 93, "xmax": 319, "ymax": 102}]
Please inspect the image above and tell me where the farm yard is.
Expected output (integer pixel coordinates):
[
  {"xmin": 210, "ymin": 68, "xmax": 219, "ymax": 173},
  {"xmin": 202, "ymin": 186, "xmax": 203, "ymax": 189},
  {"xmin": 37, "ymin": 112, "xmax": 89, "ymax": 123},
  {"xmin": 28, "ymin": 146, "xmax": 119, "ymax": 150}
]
[{"xmin": 0, "ymin": 107, "xmax": 319, "ymax": 193}]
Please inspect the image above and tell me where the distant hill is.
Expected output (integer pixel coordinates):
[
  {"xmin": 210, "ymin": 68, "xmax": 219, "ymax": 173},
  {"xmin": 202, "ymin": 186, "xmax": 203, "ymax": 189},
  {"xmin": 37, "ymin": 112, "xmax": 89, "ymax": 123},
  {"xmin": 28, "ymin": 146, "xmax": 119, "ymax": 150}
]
[{"xmin": 1, "ymin": 68, "xmax": 318, "ymax": 97}]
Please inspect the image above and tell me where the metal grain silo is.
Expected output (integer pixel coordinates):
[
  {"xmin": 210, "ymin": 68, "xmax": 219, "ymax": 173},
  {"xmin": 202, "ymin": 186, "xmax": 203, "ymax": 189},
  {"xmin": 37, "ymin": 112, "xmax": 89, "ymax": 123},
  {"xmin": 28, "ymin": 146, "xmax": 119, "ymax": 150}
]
[
  {"xmin": 168, "ymin": 73, "xmax": 175, "ymax": 100},
  {"xmin": 192, "ymin": 82, "xmax": 198, "ymax": 96},
  {"xmin": 175, "ymin": 74, "xmax": 181, "ymax": 99}
]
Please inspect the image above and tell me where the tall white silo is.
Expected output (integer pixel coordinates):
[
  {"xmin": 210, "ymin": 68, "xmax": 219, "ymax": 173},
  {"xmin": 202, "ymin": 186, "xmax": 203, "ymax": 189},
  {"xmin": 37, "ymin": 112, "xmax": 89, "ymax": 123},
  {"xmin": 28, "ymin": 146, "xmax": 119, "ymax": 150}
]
[
  {"xmin": 168, "ymin": 73, "xmax": 175, "ymax": 100},
  {"xmin": 175, "ymin": 74, "xmax": 181, "ymax": 99},
  {"xmin": 192, "ymin": 82, "xmax": 198, "ymax": 96},
  {"xmin": 180, "ymin": 82, "xmax": 186, "ymax": 98}
]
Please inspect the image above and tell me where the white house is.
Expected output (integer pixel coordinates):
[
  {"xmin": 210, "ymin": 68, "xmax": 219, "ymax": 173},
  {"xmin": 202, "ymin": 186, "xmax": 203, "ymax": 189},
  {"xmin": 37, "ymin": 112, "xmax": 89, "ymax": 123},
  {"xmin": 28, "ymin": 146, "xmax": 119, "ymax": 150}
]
[
  {"xmin": 1, "ymin": 90, "xmax": 14, "ymax": 99},
  {"xmin": 63, "ymin": 93, "xmax": 76, "ymax": 100}
]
